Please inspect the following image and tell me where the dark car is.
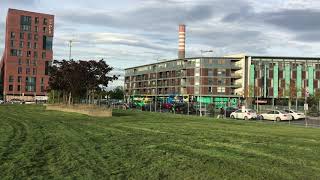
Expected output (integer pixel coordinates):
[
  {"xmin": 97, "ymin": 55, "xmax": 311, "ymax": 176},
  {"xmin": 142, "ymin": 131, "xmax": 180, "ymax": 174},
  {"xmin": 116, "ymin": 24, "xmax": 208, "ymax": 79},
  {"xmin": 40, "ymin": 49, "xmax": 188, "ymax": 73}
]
[{"xmin": 225, "ymin": 107, "xmax": 238, "ymax": 117}]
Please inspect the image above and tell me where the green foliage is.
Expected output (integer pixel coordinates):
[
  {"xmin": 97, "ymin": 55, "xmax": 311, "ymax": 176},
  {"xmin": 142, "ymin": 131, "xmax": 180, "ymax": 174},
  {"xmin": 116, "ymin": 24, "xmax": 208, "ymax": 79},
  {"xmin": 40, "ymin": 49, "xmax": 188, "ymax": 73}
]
[
  {"xmin": 48, "ymin": 59, "xmax": 118, "ymax": 104},
  {"xmin": 108, "ymin": 86, "xmax": 124, "ymax": 100},
  {"xmin": 0, "ymin": 105, "xmax": 320, "ymax": 179}
]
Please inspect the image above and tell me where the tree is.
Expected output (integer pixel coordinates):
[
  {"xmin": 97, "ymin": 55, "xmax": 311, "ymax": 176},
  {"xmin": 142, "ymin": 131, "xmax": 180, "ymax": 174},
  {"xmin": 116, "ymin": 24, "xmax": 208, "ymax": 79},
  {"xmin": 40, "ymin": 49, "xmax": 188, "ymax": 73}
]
[
  {"xmin": 284, "ymin": 82, "xmax": 297, "ymax": 109},
  {"xmin": 48, "ymin": 59, "xmax": 118, "ymax": 104},
  {"xmin": 108, "ymin": 86, "xmax": 124, "ymax": 100}
]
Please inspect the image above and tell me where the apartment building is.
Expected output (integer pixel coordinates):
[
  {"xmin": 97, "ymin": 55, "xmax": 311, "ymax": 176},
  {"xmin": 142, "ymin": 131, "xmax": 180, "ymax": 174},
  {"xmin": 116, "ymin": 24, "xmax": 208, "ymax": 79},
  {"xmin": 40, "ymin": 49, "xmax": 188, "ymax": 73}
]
[
  {"xmin": 124, "ymin": 57, "xmax": 243, "ymax": 108},
  {"xmin": 125, "ymin": 55, "xmax": 320, "ymax": 108},
  {"xmin": 247, "ymin": 56, "xmax": 320, "ymax": 100},
  {"xmin": 0, "ymin": 9, "xmax": 54, "ymax": 101}
]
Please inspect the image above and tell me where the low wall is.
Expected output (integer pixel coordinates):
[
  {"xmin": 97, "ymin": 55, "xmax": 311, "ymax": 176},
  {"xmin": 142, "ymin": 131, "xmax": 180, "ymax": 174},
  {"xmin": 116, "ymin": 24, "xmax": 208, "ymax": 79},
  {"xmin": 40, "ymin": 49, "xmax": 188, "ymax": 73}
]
[{"xmin": 45, "ymin": 104, "xmax": 112, "ymax": 117}]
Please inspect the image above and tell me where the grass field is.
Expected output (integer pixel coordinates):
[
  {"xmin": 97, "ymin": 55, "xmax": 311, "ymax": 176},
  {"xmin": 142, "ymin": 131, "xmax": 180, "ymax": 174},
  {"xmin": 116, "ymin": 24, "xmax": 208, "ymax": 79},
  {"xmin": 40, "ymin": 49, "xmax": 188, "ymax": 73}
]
[{"xmin": 0, "ymin": 105, "xmax": 319, "ymax": 179}]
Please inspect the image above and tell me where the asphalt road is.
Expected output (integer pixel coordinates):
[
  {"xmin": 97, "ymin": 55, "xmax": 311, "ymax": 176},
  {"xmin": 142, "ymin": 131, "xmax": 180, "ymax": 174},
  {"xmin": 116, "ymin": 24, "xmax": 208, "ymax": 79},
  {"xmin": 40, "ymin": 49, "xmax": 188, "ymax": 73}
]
[{"xmin": 258, "ymin": 117, "xmax": 320, "ymax": 128}]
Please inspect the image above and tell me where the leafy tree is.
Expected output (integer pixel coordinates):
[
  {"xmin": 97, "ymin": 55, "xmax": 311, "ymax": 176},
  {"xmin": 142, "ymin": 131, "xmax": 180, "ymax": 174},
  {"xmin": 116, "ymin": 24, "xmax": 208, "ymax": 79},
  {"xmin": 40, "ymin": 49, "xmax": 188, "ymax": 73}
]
[
  {"xmin": 48, "ymin": 59, "xmax": 118, "ymax": 104},
  {"xmin": 108, "ymin": 86, "xmax": 124, "ymax": 100}
]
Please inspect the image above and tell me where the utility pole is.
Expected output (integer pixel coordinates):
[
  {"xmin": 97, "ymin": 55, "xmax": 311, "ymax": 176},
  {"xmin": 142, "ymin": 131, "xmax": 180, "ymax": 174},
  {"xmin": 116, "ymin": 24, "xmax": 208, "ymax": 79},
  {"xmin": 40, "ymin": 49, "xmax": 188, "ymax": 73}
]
[{"xmin": 69, "ymin": 40, "xmax": 73, "ymax": 61}]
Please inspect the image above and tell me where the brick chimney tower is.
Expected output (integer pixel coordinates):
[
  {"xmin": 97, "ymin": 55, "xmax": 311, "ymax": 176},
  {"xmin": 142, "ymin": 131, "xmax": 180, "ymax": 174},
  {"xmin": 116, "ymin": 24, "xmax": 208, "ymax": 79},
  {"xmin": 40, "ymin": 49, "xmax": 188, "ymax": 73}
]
[{"xmin": 178, "ymin": 24, "xmax": 186, "ymax": 59}]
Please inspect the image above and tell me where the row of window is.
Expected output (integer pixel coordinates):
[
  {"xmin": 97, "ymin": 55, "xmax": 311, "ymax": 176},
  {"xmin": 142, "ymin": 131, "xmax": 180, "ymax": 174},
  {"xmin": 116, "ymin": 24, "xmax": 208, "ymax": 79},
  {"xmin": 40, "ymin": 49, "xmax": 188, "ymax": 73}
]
[
  {"xmin": 11, "ymin": 40, "xmax": 39, "ymax": 49},
  {"xmin": 8, "ymin": 85, "xmax": 46, "ymax": 92},
  {"xmin": 10, "ymin": 33, "xmax": 53, "ymax": 51},
  {"xmin": 208, "ymin": 87, "xmax": 226, "ymax": 93},
  {"xmin": 18, "ymin": 59, "xmax": 38, "ymax": 66},
  {"xmin": 21, "ymin": 16, "xmax": 47, "ymax": 25},
  {"xmin": 10, "ymin": 32, "xmax": 40, "ymax": 40},
  {"xmin": 10, "ymin": 49, "xmax": 46, "ymax": 59},
  {"xmin": 20, "ymin": 26, "xmax": 48, "ymax": 33},
  {"xmin": 8, "ymin": 76, "xmax": 45, "ymax": 84},
  {"xmin": 16, "ymin": 67, "xmax": 37, "ymax": 75}
]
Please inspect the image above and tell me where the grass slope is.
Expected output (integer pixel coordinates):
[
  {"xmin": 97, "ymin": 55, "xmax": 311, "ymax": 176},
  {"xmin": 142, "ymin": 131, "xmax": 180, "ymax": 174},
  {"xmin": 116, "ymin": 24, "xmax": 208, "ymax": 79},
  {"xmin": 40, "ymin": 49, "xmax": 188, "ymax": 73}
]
[{"xmin": 0, "ymin": 105, "xmax": 319, "ymax": 179}]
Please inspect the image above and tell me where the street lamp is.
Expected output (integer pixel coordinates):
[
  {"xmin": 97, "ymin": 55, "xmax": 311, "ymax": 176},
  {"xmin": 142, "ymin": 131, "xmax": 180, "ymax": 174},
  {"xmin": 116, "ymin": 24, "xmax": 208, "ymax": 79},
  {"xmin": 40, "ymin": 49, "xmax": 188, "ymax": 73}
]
[{"xmin": 199, "ymin": 50, "xmax": 213, "ymax": 117}]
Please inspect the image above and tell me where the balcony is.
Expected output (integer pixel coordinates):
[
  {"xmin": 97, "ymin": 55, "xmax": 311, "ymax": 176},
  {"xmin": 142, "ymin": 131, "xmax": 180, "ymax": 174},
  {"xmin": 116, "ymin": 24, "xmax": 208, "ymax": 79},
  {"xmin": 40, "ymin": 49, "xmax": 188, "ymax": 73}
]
[
  {"xmin": 230, "ymin": 65, "xmax": 242, "ymax": 70},
  {"xmin": 230, "ymin": 83, "xmax": 242, "ymax": 88},
  {"xmin": 231, "ymin": 72, "xmax": 242, "ymax": 79}
]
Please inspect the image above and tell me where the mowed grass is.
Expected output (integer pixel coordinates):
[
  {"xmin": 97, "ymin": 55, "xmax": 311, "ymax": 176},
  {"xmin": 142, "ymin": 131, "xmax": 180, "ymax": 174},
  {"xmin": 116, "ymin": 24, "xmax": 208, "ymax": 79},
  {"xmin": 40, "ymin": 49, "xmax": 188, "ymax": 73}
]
[{"xmin": 0, "ymin": 105, "xmax": 319, "ymax": 179}]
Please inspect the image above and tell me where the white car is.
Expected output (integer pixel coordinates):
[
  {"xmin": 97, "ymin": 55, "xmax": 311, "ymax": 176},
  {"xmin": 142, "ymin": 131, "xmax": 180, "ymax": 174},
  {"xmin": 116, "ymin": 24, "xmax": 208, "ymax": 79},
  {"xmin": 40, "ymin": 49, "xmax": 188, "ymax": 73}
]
[
  {"xmin": 284, "ymin": 110, "xmax": 305, "ymax": 120},
  {"xmin": 230, "ymin": 109, "xmax": 257, "ymax": 120},
  {"xmin": 0, "ymin": 100, "xmax": 4, "ymax": 104},
  {"xmin": 260, "ymin": 110, "xmax": 292, "ymax": 121}
]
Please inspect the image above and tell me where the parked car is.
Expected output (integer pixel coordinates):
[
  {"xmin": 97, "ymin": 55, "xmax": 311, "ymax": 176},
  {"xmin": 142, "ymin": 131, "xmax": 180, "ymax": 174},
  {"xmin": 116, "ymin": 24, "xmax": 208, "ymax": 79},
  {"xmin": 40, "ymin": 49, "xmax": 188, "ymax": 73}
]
[
  {"xmin": 260, "ymin": 110, "xmax": 292, "ymax": 121},
  {"xmin": 230, "ymin": 109, "xmax": 257, "ymax": 120},
  {"xmin": 0, "ymin": 100, "xmax": 4, "ymax": 104},
  {"xmin": 162, "ymin": 103, "xmax": 173, "ymax": 110},
  {"xmin": 225, "ymin": 107, "xmax": 238, "ymax": 117},
  {"xmin": 284, "ymin": 109, "xmax": 305, "ymax": 120}
]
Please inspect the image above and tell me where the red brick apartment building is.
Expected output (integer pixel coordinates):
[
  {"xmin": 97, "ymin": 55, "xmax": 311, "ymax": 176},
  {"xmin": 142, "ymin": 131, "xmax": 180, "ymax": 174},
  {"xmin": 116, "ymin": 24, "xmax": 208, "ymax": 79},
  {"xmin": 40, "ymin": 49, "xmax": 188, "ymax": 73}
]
[{"xmin": 0, "ymin": 9, "xmax": 54, "ymax": 101}]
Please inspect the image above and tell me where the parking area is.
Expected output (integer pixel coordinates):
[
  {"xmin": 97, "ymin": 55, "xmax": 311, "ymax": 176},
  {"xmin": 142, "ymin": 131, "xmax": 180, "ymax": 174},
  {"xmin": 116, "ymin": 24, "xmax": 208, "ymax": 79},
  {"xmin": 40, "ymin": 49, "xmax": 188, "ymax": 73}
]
[{"xmin": 250, "ymin": 117, "xmax": 320, "ymax": 128}]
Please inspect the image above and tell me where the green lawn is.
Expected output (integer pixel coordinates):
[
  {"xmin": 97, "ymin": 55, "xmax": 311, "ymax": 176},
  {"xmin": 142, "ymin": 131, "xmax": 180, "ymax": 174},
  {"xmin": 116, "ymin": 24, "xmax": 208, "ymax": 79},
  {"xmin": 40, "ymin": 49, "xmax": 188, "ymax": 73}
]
[{"xmin": 0, "ymin": 105, "xmax": 319, "ymax": 179}]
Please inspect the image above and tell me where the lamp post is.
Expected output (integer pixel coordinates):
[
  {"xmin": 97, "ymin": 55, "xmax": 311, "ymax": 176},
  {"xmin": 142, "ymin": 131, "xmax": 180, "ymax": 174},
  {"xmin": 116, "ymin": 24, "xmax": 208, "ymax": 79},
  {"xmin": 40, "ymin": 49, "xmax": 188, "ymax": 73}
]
[{"xmin": 200, "ymin": 50, "xmax": 213, "ymax": 117}]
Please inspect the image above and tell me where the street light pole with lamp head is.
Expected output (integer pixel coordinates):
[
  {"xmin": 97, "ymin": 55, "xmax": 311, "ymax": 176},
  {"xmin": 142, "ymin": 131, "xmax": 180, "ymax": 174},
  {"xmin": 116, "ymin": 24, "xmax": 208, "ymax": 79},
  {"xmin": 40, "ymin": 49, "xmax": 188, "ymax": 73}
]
[{"xmin": 199, "ymin": 50, "xmax": 213, "ymax": 117}]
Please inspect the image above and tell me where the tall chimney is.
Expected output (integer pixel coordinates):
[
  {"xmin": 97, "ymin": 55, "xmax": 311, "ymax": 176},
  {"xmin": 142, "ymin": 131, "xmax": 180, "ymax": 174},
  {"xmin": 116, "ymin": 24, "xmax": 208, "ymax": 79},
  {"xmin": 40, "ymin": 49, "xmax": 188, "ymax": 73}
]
[{"xmin": 178, "ymin": 24, "xmax": 186, "ymax": 59}]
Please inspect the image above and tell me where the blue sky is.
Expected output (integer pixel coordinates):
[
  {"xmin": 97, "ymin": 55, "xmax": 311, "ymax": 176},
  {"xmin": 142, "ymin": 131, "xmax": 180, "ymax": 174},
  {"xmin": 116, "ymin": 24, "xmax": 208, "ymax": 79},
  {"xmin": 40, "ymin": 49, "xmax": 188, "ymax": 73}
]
[{"xmin": 2, "ymin": 0, "xmax": 320, "ymax": 88}]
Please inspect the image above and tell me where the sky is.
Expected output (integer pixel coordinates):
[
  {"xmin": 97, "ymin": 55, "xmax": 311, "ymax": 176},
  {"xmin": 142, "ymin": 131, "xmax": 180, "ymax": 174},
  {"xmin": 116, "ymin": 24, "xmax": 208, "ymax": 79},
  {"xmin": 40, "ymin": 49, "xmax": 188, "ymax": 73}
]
[{"xmin": 1, "ymin": 0, "xmax": 320, "ymax": 88}]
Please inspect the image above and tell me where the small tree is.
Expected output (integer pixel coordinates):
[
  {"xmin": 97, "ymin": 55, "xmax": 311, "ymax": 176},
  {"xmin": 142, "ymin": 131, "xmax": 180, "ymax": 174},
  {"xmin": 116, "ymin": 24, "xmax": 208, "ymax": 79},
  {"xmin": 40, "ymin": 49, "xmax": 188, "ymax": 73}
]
[{"xmin": 108, "ymin": 86, "xmax": 124, "ymax": 100}]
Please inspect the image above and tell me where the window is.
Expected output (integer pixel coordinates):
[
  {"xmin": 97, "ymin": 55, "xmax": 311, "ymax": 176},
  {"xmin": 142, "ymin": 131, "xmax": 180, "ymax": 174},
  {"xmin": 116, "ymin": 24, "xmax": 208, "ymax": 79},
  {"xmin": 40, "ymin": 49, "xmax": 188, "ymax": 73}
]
[
  {"xmin": 28, "ymin": 33, "xmax": 32, "ymax": 40},
  {"xmin": 10, "ymin": 49, "xmax": 17, "ymax": 56},
  {"xmin": 9, "ymin": 76, "xmax": 14, "ymax": 82},
  {"xmin": 208, "ymin": 69, "xmax": 213, "ymax": 76},
  {"xmin": 41, "ymin": 86, "xmax": 45, "ymax": 92},
  {"xmin": 34, "ymin": 51, "xmax": 38, "ymax": 58},
  {"xmin": 43, "ymin": 18, "xmax": 48, "ymax": 25},
  {"xmin": 218, "ymin": 59, "xmax": 225, "ymax": 64},
  {"xmin": 10, "ymin": 40, "xmax": 14, "ymax": 47},
  {"xmin": 26, "ymin": 59, "xmax": 30, "ymax": 66},
  {"xmin": 25, "ymin": 77, "xmax": 36, "ymax": 92},
  {"xmin": 17, "ymin": 50, "xmax": 22, "ymax": 57},
  {"xmin": 217, "ymin": 87, "xmax": 225, "ymax": 93},
  {"xmin": 21, "ymin": 25, "xmax": 31, "ymax": 31},
  {"xmin": 21, "ymin": 15, "xmax": 32, "ymax": 25},
  {"xmin": 26, "ymin": 68, "xmax": 30, "ymax": 74},
  {"xmin": 34, "ymin": 34, "xmax": 38, "ymax": 41},
  {"xmin": 208, "ymin": 78, "xmax": 213, "ymax": 85},
  {"xmin": 9, "ymin": 85, "xmax": 13, "ymax": 91},
  {"xmin": 27, "ymin": 42, "xmax": 31, "ymax": 49},
  {"xmin": 45, "ymin": 61, "xmax": 50, "ymax": 75},
  {"xmin": 42, "ymin": 52, "xmax": 46, "ymax": 59},
  {"xmin": 18, "ymin": 59, "xmax": 22, "ymax": 65},
  {"xmin": 208, "ymin": 87, "xmax": 212, "ymax": 93},
  {"xmin": 19, "ymin": 41, "xmax": 24, "ymax": 48},
  {"xmin": 35, "ymin": 26, "xmax": 38, "ymax": 32},
  {"xmin": 33, "ymin": 59, "xmax": 37, "ymax": 66},
  {"xmin": 10, "ymin": 32, "xmax": 15, "ymax": 38},
  {"xmin": 43, "ymin": 36, "xmax": 53, "ymax": 50},
  {"xmin": 218, "ymin": 79, "xmax": 225, "ymax": 85},
  {"xmin": 18, "ymin": 67, "xmax": 22, "ymax": 74},
  {"xmin": 35, "ymin": 17, "xmax": 39, "ymax": 24},
  {"xmin": 34, "ymin": 42, "xmax": 38, "ymax": 49},
  {"xmin": 41, "ymin": 77, "xmax": 44, "ymax": 84},
  {"xmin": 27, "ymin": 51, "xmax": 31, "ymax": 57},
  {"xmin": 217, "ymin": 69, "xmax": 226, "ymax": 76},
  {"xmin": 32, "ymin": 68, "xmax": 36, "ymax": 75},
  {"xmin": 18, "ymin": 76, "xmax": 22, "ymax": 83},
  {"xmin": 17, "ymin": 85, "xmax": 21, "ymax": 91},
  {"xmin": 43, "ymin": 27, "xmax": 47, "ymax": 33},
  {"xmin": 20, "ymin": 32, "xmax": 24, "ymax": 39}
]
